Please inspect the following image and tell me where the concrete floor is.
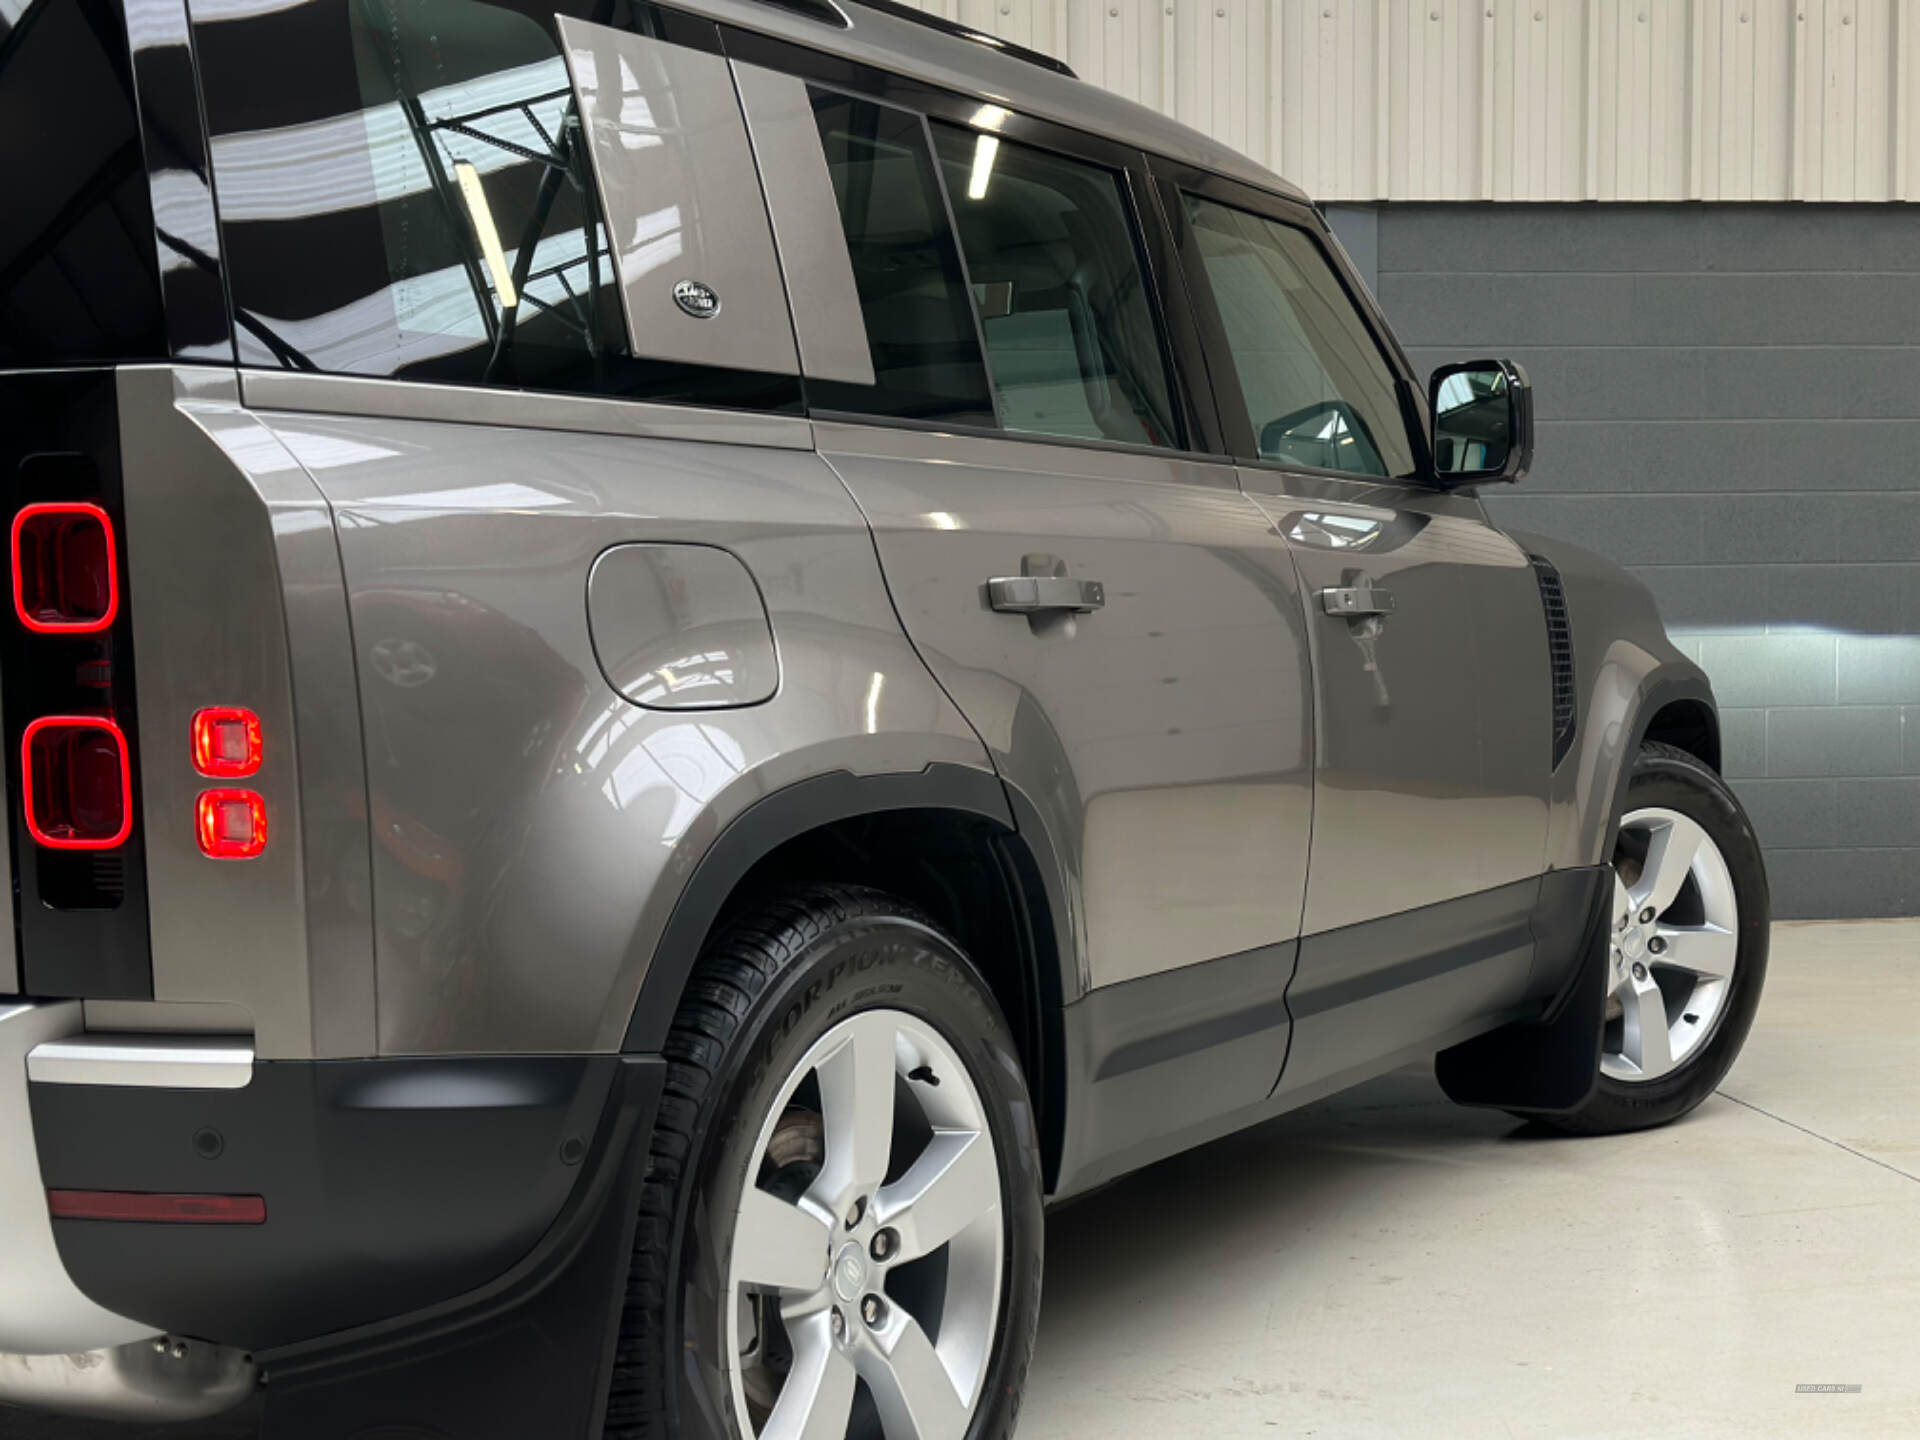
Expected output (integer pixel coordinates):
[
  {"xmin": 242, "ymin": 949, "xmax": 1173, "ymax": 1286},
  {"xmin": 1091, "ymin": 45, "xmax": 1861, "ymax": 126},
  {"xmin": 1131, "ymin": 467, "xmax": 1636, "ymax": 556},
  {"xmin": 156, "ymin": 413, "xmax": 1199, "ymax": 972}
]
[
  {"xmin": 1022, "ymin": 921, "xmax": 1920, "ymax": 1439},
  {"xmin": 8, "ymin": 922, "xmax": 1913, "ymax": 1439}
]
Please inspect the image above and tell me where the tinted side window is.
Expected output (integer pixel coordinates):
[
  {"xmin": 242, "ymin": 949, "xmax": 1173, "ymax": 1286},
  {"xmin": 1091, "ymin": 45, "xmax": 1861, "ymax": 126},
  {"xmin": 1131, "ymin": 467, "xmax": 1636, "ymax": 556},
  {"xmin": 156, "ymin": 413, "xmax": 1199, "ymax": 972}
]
[
  {"xmin": 931, "ymin": 125, "xmax": 1182, "ymax": 450},
  {"xmin": 1184, "ymin": 196, "xmax": 1414, "ymax": 478},
  {"xmin": 0, "ymin": 1, "xmax": 166, "ymax": 367},
  {"xmin": 803, "ymin": 91, "xmax": 996, "ymax": 427},
  {"xmin": 193, "ymin": 0, "xmax": 798, "ymax": 409}
]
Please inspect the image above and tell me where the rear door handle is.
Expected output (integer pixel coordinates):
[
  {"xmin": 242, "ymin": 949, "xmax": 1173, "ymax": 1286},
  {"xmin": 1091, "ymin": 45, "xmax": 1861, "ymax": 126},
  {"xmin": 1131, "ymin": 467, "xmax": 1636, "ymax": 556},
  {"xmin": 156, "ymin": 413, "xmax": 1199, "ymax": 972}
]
[
  {"xmin": 1319, "ymin": 583, "xmax": 1395, "ymax": 617},
  {"xmin": 988, "ymin": 576, "xmax": 1106, "ymax": 615}
]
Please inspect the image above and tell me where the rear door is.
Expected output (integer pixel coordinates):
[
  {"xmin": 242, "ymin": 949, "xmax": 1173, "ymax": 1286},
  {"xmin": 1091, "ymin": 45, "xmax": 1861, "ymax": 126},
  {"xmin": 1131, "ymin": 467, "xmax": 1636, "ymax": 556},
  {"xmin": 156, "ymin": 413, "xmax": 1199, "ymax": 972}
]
[
  {"xmin": 1157, "ymin": 166, "xmax": 1555, "ymax": 1101},
  {"xmin": 763, "ymin": 69, "xmax": 1316, "ymax": 1166}
]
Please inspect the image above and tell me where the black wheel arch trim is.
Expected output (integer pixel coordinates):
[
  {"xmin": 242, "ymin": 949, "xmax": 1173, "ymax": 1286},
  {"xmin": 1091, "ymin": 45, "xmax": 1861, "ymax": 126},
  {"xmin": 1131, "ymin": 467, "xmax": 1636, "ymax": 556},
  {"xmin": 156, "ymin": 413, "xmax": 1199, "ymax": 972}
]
[
  {"xmin": 1608, "ymin": 666, "xmax": 1720, "ymax": 852},
  {"xmin": 620, "ymin": 764, "xmax": 1077, "ymax": 1059}
]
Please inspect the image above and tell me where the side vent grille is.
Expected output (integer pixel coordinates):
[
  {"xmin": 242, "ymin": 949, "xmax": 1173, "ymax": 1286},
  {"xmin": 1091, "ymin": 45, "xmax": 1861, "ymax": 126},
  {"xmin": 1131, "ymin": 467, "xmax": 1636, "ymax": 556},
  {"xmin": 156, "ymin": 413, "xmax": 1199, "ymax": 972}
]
[{"xmin": 1529, "ymin": 553, "xmax": 1577, "ymax": 769}]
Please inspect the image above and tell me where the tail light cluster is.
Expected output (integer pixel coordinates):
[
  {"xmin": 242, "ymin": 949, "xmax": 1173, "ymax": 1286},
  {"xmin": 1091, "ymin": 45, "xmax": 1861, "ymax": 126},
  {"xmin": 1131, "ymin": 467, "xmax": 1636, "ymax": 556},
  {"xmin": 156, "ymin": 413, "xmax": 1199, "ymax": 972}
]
[
  {"xmin": 13, "ymin": 501, "xmax": 135, "ymax": 853},
  {"xmin": 10, "ymin": 502, "xmax": 267, "ymax": 863},
  {"xmin": 20, "ymin": 716, "xmax": 132, "ymax": 850},
  {"xmin": 192, "ymin": 708, "xmax": 267, "ymax": 860},
  {"xmin": 13, "ymin": 503, "xmax": 118, "ymax": 634}
]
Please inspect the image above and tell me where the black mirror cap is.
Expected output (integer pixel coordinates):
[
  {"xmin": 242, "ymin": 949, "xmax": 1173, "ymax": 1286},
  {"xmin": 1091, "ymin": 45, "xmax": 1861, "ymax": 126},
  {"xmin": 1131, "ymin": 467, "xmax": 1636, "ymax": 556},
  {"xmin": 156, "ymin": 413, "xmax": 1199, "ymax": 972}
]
[{"xmin": 1427, "ymin": 358, "xmax": 1534, "ymax": 489}]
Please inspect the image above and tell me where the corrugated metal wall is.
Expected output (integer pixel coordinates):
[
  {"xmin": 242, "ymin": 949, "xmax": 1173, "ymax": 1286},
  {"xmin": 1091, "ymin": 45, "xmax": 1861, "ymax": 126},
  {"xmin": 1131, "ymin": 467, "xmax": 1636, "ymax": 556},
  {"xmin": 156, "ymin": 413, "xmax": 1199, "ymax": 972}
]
[{"xmin": 900, "ymin": 0, "xmax": 1920, "ymax": 201}]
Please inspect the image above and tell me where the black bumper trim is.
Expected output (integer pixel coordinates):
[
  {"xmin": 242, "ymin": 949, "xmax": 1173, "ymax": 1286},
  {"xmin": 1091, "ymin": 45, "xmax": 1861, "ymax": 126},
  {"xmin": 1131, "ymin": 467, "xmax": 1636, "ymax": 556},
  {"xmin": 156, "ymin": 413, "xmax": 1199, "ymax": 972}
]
[
  {"xmin": 30, "ymin": 1054, "xmax": 624, "ymax": 1352},
  {"xmin": 16, "ymin": 1056, "xmax": 664, "ymax": 1440}
]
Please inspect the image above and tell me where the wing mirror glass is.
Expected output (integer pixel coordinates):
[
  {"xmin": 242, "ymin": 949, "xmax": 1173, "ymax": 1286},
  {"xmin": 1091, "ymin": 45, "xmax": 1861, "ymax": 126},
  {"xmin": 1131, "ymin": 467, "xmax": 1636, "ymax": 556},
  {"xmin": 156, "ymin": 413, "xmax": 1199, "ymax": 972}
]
[{"xmin": 1429, "ymin": 359, "xmax": 1533, "ymax": 487}]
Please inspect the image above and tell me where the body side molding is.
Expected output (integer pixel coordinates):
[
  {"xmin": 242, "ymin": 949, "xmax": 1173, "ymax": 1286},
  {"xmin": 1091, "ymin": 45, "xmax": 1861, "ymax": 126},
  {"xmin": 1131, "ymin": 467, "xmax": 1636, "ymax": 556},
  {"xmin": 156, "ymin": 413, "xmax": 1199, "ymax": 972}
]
[{"xmin": 1053, "ymin": 941, "xmax": 1296, "ymax": 1200}]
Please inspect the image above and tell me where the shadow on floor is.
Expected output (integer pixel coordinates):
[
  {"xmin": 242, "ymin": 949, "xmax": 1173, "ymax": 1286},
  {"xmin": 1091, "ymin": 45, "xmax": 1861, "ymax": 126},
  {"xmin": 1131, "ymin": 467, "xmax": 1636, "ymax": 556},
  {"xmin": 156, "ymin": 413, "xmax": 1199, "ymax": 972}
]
[{"xmin": 1036, "ymin": 1064, "xmax": 1595, "ymax": 1314}]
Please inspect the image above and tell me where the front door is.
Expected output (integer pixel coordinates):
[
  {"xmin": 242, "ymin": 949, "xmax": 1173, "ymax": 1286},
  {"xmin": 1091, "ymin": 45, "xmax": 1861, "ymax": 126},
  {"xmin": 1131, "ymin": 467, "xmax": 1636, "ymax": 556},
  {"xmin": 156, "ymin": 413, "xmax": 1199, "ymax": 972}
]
[{"xmin": 1161, "ymin": 169, "xmax": 1554, "ymax": 1100}]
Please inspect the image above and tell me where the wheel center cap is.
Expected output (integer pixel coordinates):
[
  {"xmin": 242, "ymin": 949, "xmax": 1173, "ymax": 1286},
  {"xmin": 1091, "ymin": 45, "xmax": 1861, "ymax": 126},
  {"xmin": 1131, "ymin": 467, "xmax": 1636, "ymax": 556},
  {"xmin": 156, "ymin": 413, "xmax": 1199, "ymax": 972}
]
[
  {"xmin": 1621, "ymin": 925, "xmax": 1648, "ymax": 962},
  {"xmin": 831, "ymin": 1242, "xmax": 868, "ymax": 1303}
]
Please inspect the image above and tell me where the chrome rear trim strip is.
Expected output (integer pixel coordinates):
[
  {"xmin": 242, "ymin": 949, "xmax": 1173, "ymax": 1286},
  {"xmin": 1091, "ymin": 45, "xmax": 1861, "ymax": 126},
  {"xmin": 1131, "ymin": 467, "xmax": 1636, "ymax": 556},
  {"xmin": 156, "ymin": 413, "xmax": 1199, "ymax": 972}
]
[{"xmin": 27, "ymin": 1034, "xmax": 255, "ymax": 1090}]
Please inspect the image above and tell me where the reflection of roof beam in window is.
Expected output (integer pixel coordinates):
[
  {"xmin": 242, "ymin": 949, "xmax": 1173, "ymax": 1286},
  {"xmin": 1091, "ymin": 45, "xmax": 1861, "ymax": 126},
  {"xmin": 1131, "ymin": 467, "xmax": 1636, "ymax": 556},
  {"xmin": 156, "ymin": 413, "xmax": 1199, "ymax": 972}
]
[
  {"xmin": 149, "ymin": 170, "xmax": 223, "ymax": 273},
  {"xmin": 253, "ymin": 228, "xmax": 599, "ymax": 374},
  {"xmin": 210, "ymin": 58, "xmax": 572, "ymax": 221}
]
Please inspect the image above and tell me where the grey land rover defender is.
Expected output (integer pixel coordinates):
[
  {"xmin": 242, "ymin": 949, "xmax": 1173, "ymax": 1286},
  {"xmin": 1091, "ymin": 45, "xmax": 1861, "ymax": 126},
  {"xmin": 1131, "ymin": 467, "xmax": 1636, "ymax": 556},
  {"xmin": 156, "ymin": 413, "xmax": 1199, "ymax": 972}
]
[{"xmin": 0, "ymin": 0, "xmax": 1767, "ymax": 1435}]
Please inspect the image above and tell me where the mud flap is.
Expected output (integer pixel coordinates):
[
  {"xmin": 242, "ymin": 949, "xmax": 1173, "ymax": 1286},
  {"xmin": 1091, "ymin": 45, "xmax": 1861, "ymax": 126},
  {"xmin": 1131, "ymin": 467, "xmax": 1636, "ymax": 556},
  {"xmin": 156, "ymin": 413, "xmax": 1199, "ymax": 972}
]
[
  {"xmin": 243, "ymin": 1059, "xmax": 660, "ymax": 1440},
  {"xmin": 1434, "ymin": 870, "xmax": 1611, "ymax": 1116}
]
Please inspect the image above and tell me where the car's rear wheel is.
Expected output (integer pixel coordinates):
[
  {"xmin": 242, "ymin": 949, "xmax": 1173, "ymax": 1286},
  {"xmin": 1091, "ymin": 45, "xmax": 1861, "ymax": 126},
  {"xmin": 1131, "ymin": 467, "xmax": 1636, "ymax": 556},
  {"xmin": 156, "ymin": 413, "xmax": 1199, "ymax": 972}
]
[
  {"xmin": 605, "ymin": 884, "xmax": 1043, "ymax": 1440},
  {"xmin": 1544, "ymin": 741, "xmax": 1770, "ymax": 1135}
]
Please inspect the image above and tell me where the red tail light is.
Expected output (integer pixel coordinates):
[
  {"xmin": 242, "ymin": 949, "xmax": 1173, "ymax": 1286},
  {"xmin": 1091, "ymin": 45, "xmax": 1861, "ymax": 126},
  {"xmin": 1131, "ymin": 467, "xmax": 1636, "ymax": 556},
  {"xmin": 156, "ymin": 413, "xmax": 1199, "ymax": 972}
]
[
  {"xmin": 21, "ymin": 716, "xmax": 132, "ymax": 849},
  {"xmin": 197, "ymin": 788, "xmax": 267, "ymax": 860},
  {"xmin": 191, "ymin": 707, "xmax": 263, "ymax": 778},
  {"xmin": 47, "ymin": 1190, "xmax": 267, "ymax": 1225},
  {"xmin": 12, "ymin": 502, "xmax": 118, "ymax": 634}
]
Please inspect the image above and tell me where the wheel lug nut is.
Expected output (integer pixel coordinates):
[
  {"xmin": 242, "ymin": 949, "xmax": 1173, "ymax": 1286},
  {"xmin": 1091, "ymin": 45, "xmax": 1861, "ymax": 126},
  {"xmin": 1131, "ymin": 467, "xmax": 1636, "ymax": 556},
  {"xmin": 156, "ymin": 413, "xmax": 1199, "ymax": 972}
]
[
  {"xmin": 862, "ymin": 1294, "xmax": 888, "ymax": 1329},
  {"xmin": 1632, "ymin": 962, "xmax": 1648, "ymax": 981},
  {"xmin": 1640, "ymin": 907, "xmax": 1656, "ymax": 924},
  {"xmin": 831, "ymin": 1308, "xmax": 847, "ymax": 1343},
  {"xmin": 1648, "ymin": 936, "xmax": 1666, "ymax": 955},
  {"xmin": 871, "ymin": 1229, "xmax": 898, "ymax": 1262},
  {"xmin": 845, "ymin": 1198, "xmax": 866, "ymax": 1230}
]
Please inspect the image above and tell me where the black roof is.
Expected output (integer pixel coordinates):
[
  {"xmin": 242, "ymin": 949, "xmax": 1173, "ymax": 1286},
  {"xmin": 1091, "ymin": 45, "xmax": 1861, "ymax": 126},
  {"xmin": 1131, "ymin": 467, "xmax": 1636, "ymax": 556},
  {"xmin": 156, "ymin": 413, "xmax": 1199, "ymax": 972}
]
[{"xmin": 786, "ymin": 0, "xmax": 1078, "ymax": 79}]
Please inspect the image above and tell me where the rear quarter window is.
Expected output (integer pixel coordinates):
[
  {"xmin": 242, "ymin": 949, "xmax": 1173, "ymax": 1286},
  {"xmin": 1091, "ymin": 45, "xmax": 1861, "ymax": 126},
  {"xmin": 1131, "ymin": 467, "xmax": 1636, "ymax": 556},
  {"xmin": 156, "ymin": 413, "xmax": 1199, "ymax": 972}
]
[
  {"xmin": 0, "ymin": 0, "xmax": 166, "ymax": 368},
  {"xmin": 192, "ymin": 0, "xmax": 800, "ymax": 410},
  {"xmin": 801, "ymin": 87, "xmax": 998, "ymax": 427}
]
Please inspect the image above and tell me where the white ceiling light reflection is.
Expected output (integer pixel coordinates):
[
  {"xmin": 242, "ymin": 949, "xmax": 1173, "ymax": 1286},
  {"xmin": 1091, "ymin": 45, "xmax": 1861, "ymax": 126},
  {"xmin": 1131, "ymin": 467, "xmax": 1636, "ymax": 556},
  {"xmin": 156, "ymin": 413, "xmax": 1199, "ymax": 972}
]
[
  {"xmin": 188, "ymin": 0, "xmax": 313, "ymax": 18},
  {"xmin": 454, "ymin": 160, "xmax": 519, "ymax": 311},
  {"xmin": 967, "ymin": 134, "xmax": 1000, "ymax": 200},
  {"xmin": 622, "ymin": 204, "xmax": 684, "ymax": 281},
  {"xmin": 597, "ymin": 717, "xmax": 749, "ymax": 844},
  {"xmin": 631, "ymin": 650, "xmax": 739, "ymax": 707}
]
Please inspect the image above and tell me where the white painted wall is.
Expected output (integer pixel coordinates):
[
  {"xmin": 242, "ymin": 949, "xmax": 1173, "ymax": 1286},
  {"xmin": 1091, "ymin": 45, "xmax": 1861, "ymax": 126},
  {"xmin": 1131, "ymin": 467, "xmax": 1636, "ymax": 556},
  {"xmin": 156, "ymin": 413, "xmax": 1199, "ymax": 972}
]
[{"xmin": 898, "ymin": 0, "xmax": 1920, "ymax": 201}]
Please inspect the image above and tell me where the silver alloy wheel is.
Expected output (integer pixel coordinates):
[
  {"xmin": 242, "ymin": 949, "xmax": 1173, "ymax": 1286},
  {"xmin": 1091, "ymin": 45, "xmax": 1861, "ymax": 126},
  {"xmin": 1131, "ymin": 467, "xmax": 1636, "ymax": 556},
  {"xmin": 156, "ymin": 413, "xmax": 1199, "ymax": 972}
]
[
  {"xmin": 1603, "ymin": 806, "xmax": 1741, "ymax": 1083},
  {"xmin": 726, "ymin": 1008, "xmax": 1005, "ymax": 1440}
]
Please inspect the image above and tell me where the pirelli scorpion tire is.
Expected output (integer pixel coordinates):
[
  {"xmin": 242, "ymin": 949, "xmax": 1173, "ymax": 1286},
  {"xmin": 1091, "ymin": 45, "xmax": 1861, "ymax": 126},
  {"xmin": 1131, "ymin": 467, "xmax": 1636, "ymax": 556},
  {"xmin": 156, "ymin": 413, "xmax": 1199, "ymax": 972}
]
[
  {"xmin": 604, "ymin": 884, "xmax": 1044, "ymax": 1440},
  {"xmin": 1543, "ymin": 741, "xmax": 1771, "ymax": 1136}
]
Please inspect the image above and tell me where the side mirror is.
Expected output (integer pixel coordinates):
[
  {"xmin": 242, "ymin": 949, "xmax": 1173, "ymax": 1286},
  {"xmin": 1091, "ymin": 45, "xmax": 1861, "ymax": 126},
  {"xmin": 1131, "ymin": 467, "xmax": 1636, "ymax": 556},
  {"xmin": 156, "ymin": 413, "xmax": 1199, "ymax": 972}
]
[{"xmin": 1428, "ymin": 359, "xmax": 1533, "ymax": 487}]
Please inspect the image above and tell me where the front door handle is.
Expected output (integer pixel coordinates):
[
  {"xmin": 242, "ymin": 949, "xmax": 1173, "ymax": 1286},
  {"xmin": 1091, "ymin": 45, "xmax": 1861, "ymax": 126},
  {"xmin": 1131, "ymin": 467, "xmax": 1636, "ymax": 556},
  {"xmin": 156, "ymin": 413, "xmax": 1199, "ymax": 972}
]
[
  {"xmin": 1319, "ymin": 583, "xmax": 1395, "ymax": 617},
  {"xmin": 988, "ymin": 576, "xmax": 1106, "ymax": 615}
]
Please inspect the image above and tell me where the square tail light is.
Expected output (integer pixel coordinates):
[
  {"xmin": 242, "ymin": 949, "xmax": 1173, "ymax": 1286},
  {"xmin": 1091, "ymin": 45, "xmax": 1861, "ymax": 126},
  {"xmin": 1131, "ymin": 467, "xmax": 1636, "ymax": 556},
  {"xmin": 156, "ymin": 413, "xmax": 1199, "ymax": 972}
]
[
  {"xmin": 22, "ymin": 716, "xmax": 133, "ymax": 849},
  {"xmin": 192, "ymin": 708, "xmax": 263, "ymax": 779},
  {"xmin": 13, "ymin": 503, "xmax": 119, "ymax": 634},
  {"xmin": 197, "ymin": 789, "xmax": 267, "ymax": 860}
]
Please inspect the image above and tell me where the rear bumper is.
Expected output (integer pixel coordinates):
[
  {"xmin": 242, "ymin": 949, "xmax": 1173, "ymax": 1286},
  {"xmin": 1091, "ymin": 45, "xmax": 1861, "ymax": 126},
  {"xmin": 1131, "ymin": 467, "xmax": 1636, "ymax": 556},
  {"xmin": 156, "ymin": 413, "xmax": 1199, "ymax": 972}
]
[
  {"xmin": 0, "ymin": 1003, "xmax": 156, "ymax": 1356},
  {"xmin": 29, "ymin": 1048, "xmax": 621, "ymax": 1353},
  {"xmin": 3, "ymin": 997, "xmax": 666, "ymax": 1435}
]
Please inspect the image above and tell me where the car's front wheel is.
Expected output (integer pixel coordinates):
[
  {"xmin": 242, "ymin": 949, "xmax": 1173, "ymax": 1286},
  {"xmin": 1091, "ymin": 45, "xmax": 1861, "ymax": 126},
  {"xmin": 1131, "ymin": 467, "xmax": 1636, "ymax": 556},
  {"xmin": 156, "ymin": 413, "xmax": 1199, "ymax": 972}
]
[
  {"xmin": 1547, "ymin": 740, "xmax": 1770, "ymax": 1134},
  {"xmin": 606, "ymin": 885, "xmax": 1043, "ymax": 1440}
]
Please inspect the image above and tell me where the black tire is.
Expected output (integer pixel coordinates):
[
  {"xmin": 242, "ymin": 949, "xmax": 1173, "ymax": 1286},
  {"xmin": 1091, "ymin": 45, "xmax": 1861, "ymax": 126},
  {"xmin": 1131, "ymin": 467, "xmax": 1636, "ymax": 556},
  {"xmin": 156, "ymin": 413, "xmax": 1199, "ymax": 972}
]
[
  {"xmin": 604, "ymin": 883, "xmax": 1044, "ymax": 1440},
  {"xmin": 1542, "ymin": 741, "xmax": 1770, "ymax": 1135}
]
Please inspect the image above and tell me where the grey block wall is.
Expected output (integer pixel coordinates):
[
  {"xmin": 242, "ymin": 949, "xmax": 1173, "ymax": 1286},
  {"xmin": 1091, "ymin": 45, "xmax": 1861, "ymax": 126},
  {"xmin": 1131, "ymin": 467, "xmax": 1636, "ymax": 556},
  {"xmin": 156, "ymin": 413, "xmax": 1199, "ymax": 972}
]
[{"xmin": 1329, "ymin": 203, "xmax": 1920, "ymax": 920}]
